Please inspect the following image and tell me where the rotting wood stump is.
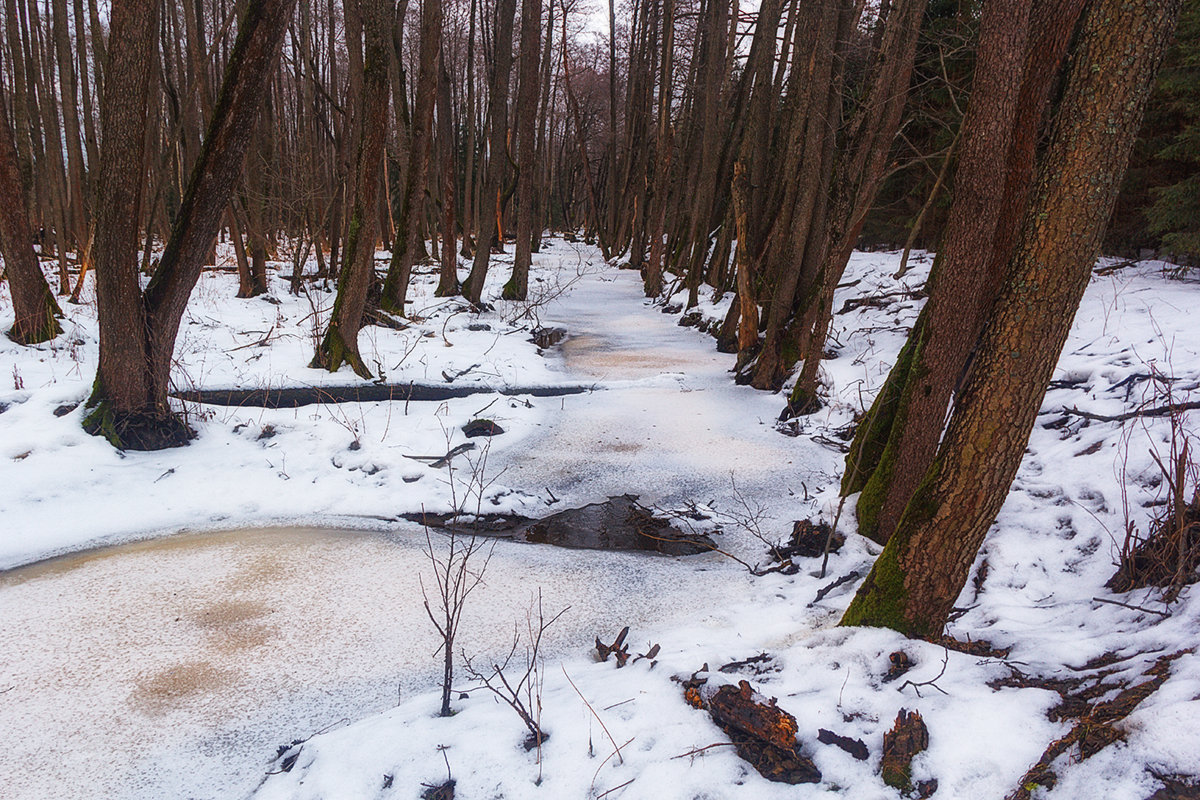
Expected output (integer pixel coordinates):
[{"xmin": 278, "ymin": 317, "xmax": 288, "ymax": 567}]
[
  {"xmin": 683, "ymin": 677, "xmax": 821, "ymax": 784},
  {"xmin": 881, "ymin": 708, "xmax": 931, "ymax": 795}
]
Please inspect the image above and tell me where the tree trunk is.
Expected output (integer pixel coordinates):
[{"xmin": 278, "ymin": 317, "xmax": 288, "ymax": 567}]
[
  {"xmin": 844, "ymin": 0, "xmax": 1088, "ymax": 544},
  {"xmin": 763, "ymin": 0, "xmax": 927, "ymax": 399},
  {"xmin": 840, "ymin": 0, "xmax": 1182, "ymax": 637},
  {"xmin": 461, "ymin": 0, "xmax": 516, "ymax": 304},
  {"xmin": 529, "ymin": 0, "xmax": 554, "ymax": 254},
  {"xmin": 845, "ymin": 0, "xmax": 1034, "ymax": 544},
  {"xmin": 85, "ymin": 0, "xmax": 160, "ymax": 441},
  {"xmin": 313, "ymin": 0, "xmax": 392, "ymax": 375},
  {"xmin": 51, "ymin": 0, "xmax": 88, "ymax": 250},
  {"xmin": 643, "ymin": 0, "xmax": 675, "ymax": 298},
  {"xmin": 381, "ymin": 0, "xmax": 441, "ymax": 314},
  {"xmin": 502, "ymin": 0, "xmax": 542, "ymax": 300},
  {"xmin": 85, "ymin": 0, "xmax": 298, "ymax": 449},
  {"xmin": 434, "ymin": 52, "xmax": 459, "ymax": 296},
  {"xmin": 0, "ymin": 88, "xmax": 62, "ymax": 344}
]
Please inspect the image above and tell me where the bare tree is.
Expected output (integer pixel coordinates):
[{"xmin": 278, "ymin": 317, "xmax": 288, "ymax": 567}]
[
  {"xmin": 842, "ymin": 0, "xmax": 1183, "ymax": 636},
  {"xmin": 84, "ymin": 0, "xmax": 299, "ymax": 449},
  {"xmin": 381, "ymin": 0, "xmax": 444, "ymax": 315},
  {"xmin": 461, "ymin": 0, "xmax": 517, "ymax": 304},
  {"xmin": 311, "ymin": 0, "xmax": 394, "ymax": 376},
  {"xmin": 0, "ymin": 86, "xmax": 61, "ymax": 344},
  {"xmin": 501, "ymin": 0, "xmax": 544, "ymax": 300},
  {"xmin": 421, "ymin": 523, "xmax": 494, "ymax": 717}
]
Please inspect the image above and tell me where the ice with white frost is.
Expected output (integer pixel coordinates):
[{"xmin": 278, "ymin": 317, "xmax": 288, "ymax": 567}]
[{"xmin": 1, "ymin": 243, "xmax": 1198, "ymax": 799}]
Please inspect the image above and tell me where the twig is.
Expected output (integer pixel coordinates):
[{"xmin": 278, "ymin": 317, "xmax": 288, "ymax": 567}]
[
  {"xmin": 591, "ymin": 736, "xmax": 636, "ymax": 790},
  {"xmin": 670, "ymin": 742, "xmax": 737, "ymax": 759},
  {"xmin": 808, "ymin": 571, "xmax": 862, "ymax": 607},
  {"xmin": 1091, "ymin": 596, "xmax": 1171, "ymax": 618},
  {"xmin": 603, "ymin": 698, "xmax": 634, "ymax": 711},
  {"xmin": 563, "ymin": 666, "xmax": 624, "ymax": 765},
  {"xmin": 899, "ymin": 648, "xmax": 950, "ymax": 697},
  {"xmin": 229, "ymin": 324, "xmax": 276, "ymax": 351},
  {"xmin": 1062, "ymin": 401, "xmax": 1200, "ymax": 424},
  {"xmin": 595, "ymin": 778, "xmax": 636, "ymax": 798}
]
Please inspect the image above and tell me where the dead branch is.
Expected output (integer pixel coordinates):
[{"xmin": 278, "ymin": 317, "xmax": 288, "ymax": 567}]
[
  {"xmin": 1091, "ymin": 596, "xmax": 1171, "ymax": 618},
  {"xmin": 1062, "ymin": 401, "xmax": 1200, "ymax": 424},
  {"xmin": 898, "ymin": 648, "xmax": 950, "ymax": 697}
]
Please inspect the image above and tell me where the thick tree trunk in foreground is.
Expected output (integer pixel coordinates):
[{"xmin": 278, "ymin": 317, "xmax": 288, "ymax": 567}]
[
  {"xmin": 86, "ymin": 0, "xmax": 159, "ymax": 434},
  {"xmin": 840, "ymin": 0, "xmax": 1182, "ymax": 637},
  {"xmin": 844, "ymin": 0, "xmax": 1034, "ymax": 544},
  {"xmin": 502, "ymin": 0, "xmax": 543, "ymax": 300},
  {"xmin": 0, "ymin": 90, "xmax": 62, "ymax": 344},
  {"xmin": 843, "ymin": 0, "xmax": 1088, "ymax": 544},
  {"xmin": 85, "ymin": 0, "xmax": 298, "ymax": 449},
  {"xmin": 312, "ymin": 0, "xmax": 393, "ymax": 376}
]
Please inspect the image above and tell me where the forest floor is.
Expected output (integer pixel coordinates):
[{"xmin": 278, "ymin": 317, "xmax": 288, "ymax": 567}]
[{"xmin": 1, "ymin": 241, "xmax": 1199, "ymax": 799}]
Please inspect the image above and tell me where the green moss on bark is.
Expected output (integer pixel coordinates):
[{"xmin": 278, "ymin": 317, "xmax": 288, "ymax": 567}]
[
  {"xmin": 7, "ymin": 289, "xmax": 63, "ymax": 345},
  {"xmin": 82, "ymin": 396, "xmax": 194, "ymax": 450},
  {"xmin": 842, "ymin": 311, "xmax": 926, "ymax": 498},
  {"xmin": 840, "ymin": 455, "xmax": 948, "ymax": 637},
  {"xmin": 312, "ymin": 322, "xmax": 373, "ymax": 378},
  {"xmin": 500, "ymin": 275, "xmax": 526, "ymax": 300},
  {"xmin": 839, "ymin": 535, "xmax": 911, "ymax": 632}
]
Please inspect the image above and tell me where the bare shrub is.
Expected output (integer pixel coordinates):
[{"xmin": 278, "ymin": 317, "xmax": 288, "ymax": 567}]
[
  {"xmin": 421, "ymin": 525, "xmax": 494, "ymax": 717},
  {"xmin": 1110, "ymin": 372, "xmax": 1200, "ymax": 600},
  {"xmin": 421, "ymin": 430, "xmax": 499, "ymax": 717},
  {"xmin": 463, "ymin": 590, "xmax": 568, "ymax": 756}
]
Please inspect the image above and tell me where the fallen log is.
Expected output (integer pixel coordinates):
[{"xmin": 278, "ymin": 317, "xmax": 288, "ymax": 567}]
[{"xmin": 172, "ymin": 382, "xmax": 596, "ymax": 408}]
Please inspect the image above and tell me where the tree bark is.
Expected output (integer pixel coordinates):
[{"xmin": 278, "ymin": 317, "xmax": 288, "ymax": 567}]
[
  {"xmin": 847, "ymin": 0, "xmax": 1034, "ymax": 545},
  {"xmin": 381, "ymin": 0, "xmax": 442, "ymax": 314},
  {"xmin": 434, "ymin": 53, "xmax": 458, "ymax": 296},
  {"xmin": 51, "ymin": 0, "xmax": 88, "ymax": 249},
  {"xmin": 643, "ymin": 0, "xmax": 675, "ymax": 298},
  {"xmin": 313, "ymin": 0, "xmax": 392, "ymax": 375},
  {"xmin": 85, "ymin": 0, "xmax": 160, "ymax": 436},
  {"xmin": 844, "ymin": 0, "xmax": 1088, "ymax": 544},
  {"xmin": 841, "ymin": 0, "xmax": 1182, "ymax": 637},
  {"xmin": 85, "ymin": 0, "xmax": 299, "ymax": 449},
  {"xmin": 502, "ymin": 0, "xmax": 542, "ymax": 300},
  {"xmin": 461, "ymin": 0, "xmax": 516, "ymax": 304},
  {"xmin": 0, "ymin": 87, "xmax": 62, "ymax": 344}
]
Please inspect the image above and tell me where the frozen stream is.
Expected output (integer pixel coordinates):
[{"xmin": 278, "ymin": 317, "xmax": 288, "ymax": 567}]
[{"xmin": 1, "ymin": 267, "xmax": 819, "ymax": 800}]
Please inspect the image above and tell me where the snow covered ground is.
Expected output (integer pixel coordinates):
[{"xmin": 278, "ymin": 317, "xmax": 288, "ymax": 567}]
[{"xmin": 1, "ymin": 243, "xmax": 1198, "ymax": 799}]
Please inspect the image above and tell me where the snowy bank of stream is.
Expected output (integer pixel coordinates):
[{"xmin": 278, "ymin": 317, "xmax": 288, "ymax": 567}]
[{"xmin": 3, "ymin": 243, "xmax": 1200, "ymax": 799}]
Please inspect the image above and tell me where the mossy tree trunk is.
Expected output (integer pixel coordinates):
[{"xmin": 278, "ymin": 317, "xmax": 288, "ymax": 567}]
[
  {"xmin": 313, "ymin": 0, "xmax": 394, "ymax": 376},
  {"xmin": 843, "ymin": 0, "xmax": 1089, "ymax": 545},
  {"xmin": 841, "ymin": 0, "xmax": 1182, "ymax": 636},
  {"xmin": 85, "ymin": 0, "xmax": 298, "ymax": 450}
]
